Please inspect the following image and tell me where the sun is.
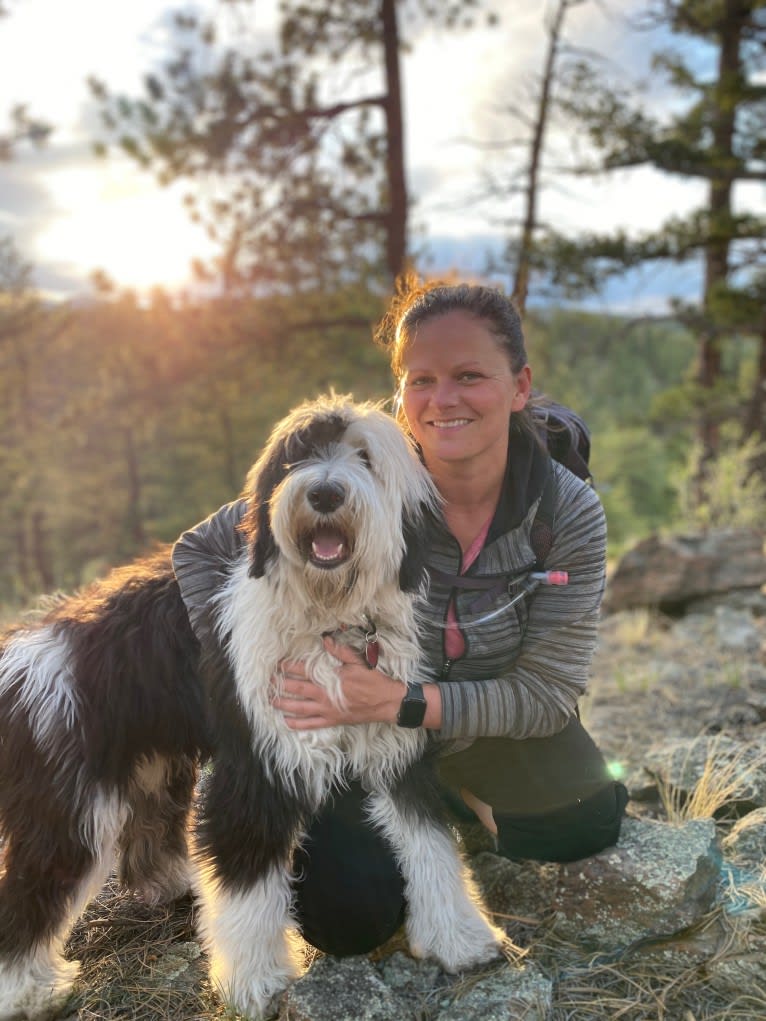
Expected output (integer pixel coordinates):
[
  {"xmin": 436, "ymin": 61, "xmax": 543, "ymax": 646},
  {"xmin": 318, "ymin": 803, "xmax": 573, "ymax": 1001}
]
[{"xmin": 34, "ymin": 160, "xmax": 217, "ymax": 295}]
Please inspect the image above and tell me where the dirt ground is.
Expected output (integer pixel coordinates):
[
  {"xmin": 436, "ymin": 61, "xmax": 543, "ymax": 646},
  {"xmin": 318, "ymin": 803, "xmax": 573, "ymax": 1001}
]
[{"xmin": 585, "ymin": 605, "xmax": 766, "ymax": 785}]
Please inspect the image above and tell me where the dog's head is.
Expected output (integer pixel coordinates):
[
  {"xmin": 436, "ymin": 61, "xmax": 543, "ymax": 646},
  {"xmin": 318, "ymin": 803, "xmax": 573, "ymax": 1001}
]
[{"xmin": 240, "ymin": 395, "xmax": 438, "ymax": 597}]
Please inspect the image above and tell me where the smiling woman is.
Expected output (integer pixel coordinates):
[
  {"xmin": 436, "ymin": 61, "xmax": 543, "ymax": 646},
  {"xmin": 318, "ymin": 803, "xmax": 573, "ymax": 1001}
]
[{"xmin": 34, "ymin": 162, "xmax": 216, "ymax": 294}]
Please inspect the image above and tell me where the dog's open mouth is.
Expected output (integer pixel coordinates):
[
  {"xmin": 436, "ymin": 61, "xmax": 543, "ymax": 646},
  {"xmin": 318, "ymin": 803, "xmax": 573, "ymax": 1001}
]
[{"xmin": 304, "ymin": 526, "xmax": 351, "ymax": 569}]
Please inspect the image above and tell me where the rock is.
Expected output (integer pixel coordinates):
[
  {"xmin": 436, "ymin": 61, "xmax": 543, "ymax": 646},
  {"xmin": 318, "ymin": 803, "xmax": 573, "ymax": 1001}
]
[
  {"xmin": 470, "ymin": 853, "xmax": 559, "ymax": 933},
  {"xmin": 375, "ymin": 952, "xmax": 444, "ymax": 1012},
  {"xmin": 688, "ymin": 587, "xmax": 766, "ymax": 618},
  {"xmin": 714, "ymin": 605, "xmax": 762, "ymax": 653},
  {"xmin": 145, "ymin": 941, "xmax": 201, "ymax": 988},
  {"xmin": 285, "ymin": 956, "xmax": 416, "ymax": 1021},
  {"xmin": 284, "ymin": 952, "xmax": 553, "ymax": 1021},
  {"xmin": 704, "ymin": 932, "xmax": 766, "ymax": 995},
  {"xmin": 604, "ymin": 528, "xmax": 766, "ymax": 614},
  {"xmin": 436, "ymin": 964, "xmax": 553, "ymax": 1021},
  {"xmin": 550, "ymin": 817, "xmax": 720, "ymax": 951},
  {"xmin": 723, "ymin": 806, "xmax": 766, "ymax": 865},
  {"xmin": 643, "ymin": 735, "xmax": 766, "ymax": 812},
  {"xmin": 719, "ymin": 807, "xmax": 766, "ymax": 913}
]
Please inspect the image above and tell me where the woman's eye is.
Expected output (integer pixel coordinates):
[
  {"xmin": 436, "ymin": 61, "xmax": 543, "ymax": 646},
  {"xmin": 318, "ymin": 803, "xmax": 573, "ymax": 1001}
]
[
  {"xmin": 458, "ymin": 372, "xmax": 482, "ymax": 382},
  {"xmin": 406, "ymin": 376, "xmax": 432, "ymax": 388}
]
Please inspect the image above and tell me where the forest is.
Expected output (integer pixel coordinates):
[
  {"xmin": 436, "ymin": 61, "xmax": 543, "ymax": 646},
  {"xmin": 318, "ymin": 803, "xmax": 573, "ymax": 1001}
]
[{"xmin": 1, "ymin": 0, "xmax": 764, "ymax": 606}]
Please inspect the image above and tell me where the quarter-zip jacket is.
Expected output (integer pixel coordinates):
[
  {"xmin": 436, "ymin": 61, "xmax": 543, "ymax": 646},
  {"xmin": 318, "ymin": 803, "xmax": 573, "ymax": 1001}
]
[
  {"xmin": 419, "ymin": 432, "xmax": 606, "ymax": 745},
  {"xmin": 170, "ymin": 430, "xmax": 606, "ymax": 750}
]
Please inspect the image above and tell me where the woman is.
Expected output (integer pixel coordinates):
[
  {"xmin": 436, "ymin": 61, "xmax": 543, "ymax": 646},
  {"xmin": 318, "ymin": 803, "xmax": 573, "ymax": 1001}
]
[{"xmin": 172, "ymin": 280, "xmax": 628, "ymax": 956}]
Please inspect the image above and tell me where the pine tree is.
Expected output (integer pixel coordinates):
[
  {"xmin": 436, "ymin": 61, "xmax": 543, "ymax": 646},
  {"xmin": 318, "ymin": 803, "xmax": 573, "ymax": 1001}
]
[
  {"xmin": 541, "ymin": 0, "xmax": 766, "ymax": 469},
  {"xmin": 90, "ymin": 0, "xmax": 491, "ymax": 294}
]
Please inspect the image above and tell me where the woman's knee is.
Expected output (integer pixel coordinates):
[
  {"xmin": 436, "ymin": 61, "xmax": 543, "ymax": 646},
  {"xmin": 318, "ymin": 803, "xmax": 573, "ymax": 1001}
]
[
  {"xmin": 495, "ymin": 781, "xmax": 629, "ymax": 864},
  {"xmin": 291, "ymin": 783, "xmax": 406, "ymax": 956}
]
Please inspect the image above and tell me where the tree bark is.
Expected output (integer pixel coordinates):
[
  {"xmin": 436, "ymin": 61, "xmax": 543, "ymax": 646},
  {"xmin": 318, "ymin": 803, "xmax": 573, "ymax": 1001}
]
[
  {"xmin": 513, "ymin": 0, "xmax": 578, "ymax": 315},
  {"xmin": 696, "ymin": 0, "xmax": 747, "ymax": 464},
  {"xmin": 380, "ymin": 0, "xmax": 408, "ymax": 281},
  {"xmin": 31, "ymin": 509, "xmax": 55, "ymax": 592},
  {"xmin": 124, "ymin": 427, "xmax": 147, "ymax": 549}
]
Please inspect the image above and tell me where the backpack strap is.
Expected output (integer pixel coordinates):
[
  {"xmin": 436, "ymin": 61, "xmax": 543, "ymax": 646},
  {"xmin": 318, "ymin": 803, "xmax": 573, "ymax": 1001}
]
[
  {"xmin": 529, "ymin": 462, "xmax": 556, "ymax": 570},
  {"xmin": 425, "ymin": 464, "xmax": 557, "ymax": 614}
]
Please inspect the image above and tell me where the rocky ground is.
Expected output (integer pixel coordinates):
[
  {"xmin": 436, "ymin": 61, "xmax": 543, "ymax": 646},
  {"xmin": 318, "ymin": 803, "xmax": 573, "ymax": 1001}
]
[
  {"xmin": 586, "ymin": 593, "xmax": 766, "ymax": 802},
  {"xmin": 0, "ymin": 578, "xmax": 744, "ymax": 1019}
]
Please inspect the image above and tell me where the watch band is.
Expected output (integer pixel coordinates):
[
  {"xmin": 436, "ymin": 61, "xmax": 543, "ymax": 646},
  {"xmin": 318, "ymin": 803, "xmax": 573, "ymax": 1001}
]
[{"xmin": 396, "ymin": 681, "xmax": 427, "ymax": 728}]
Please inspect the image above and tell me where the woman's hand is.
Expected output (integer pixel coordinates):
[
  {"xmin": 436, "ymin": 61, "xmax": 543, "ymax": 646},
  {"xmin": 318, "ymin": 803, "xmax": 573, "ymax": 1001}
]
[{"xmin": 272, "ymin": 636, "xmax": 407, "ymax": 730}]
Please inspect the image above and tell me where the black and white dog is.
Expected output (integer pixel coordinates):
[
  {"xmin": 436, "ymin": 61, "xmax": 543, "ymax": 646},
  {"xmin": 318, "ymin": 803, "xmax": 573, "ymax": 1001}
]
[{"xmin": 0, "ymin": 396, "xmax": 503, "ymax": 1020}]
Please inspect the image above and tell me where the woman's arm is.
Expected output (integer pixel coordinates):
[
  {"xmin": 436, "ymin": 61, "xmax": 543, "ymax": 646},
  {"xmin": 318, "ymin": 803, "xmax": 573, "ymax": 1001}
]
[{"xmin": 274, "ymin": 642, "xmax": 444, "ymax": 730}]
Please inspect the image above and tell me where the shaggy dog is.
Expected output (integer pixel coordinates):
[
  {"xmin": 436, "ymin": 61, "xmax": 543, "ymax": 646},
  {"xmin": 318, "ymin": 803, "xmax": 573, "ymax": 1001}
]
[{"xmin": 0, "ymin": 396, "xmax": 503, "ymax": 1020}]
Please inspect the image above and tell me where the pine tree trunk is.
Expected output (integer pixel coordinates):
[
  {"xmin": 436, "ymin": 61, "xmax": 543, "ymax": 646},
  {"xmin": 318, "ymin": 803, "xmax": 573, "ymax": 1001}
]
[
  {"xmin": 381, "ymin": 0, "xmax": 408, "ymax": 280},
  {"xmin": 513, "ymin": 0, "xmax": 576, "ymax": 315},
  {"xmin": 124, "ymin": 427, "xmax": 147, "ymax": 549},
  {"xmin": 31, "ymin": 510, "xmax": 55, "ymax": 592},
  {"xmin": 697, "ymin": 0, "xmax": 746, "ymax": 466}
]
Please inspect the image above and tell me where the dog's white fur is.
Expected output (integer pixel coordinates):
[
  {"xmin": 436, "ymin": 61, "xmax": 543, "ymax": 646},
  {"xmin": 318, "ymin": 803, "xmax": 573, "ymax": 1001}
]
[{"xmin": 0, "ymin": 396, "xmax": 503, "ymax": 1021}]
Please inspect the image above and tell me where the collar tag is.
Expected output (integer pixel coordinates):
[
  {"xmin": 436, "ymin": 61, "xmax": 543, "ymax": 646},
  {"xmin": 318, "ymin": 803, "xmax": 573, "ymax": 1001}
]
[{"xmin": 364, "ymin": 628, "xmax": 379, "ymax": 669}]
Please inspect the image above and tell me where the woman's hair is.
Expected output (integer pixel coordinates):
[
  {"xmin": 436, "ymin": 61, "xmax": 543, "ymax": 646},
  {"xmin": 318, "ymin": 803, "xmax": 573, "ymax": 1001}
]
[
  {"xmin": 375, "ymin": 273, "xmax": 537, "ymax": 436},
  {"xmin": 375, "ymin": 273, "xmax": 527, "ymax": 380}
]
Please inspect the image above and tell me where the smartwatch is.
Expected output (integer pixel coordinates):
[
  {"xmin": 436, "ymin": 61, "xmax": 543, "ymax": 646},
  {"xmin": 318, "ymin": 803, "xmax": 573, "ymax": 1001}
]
[{"xmin": 396, "ymin": 681, "xmax": 427, "ymax": 728}]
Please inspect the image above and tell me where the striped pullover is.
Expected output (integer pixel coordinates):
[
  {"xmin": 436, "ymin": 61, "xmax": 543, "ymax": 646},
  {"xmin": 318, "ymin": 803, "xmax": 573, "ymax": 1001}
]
[{"xmin": 171, "ymin": 431, "xmax": 606, "ymax": 750}]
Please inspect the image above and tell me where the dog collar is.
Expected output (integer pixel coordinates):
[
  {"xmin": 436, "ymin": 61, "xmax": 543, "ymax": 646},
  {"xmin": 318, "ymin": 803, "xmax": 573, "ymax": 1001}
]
[{"xmin": 323, "ymin": 617, "xmax": 379, "ymax": 669}]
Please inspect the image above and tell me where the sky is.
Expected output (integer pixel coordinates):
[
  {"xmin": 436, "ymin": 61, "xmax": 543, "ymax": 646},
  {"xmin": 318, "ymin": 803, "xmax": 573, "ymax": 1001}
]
[{"xmin": 0, "ymin": 0, "xmax": 762, "ymax": 309}]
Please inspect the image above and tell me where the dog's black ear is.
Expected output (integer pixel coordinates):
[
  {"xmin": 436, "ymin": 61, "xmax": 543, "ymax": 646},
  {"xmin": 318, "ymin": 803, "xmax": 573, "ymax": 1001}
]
[
  {"xmin": 247, "ymin": 500, "xmax": 277, "ymax": 579},
  {"xmin": 241, "ymin": 408, "xmax": 349, "ymax": 579},
  {"xmin": 399, "ymin": 506, "xmax": 431, "ymax": 592},
  {"xmin": 242, "ymin": 441, "xmax": 293, "ymax": 579}
]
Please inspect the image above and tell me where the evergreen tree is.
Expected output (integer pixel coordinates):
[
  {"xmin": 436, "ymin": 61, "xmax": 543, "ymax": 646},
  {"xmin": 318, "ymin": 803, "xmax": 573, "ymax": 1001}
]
[
  {"xmin": 89, "ymin": 0, "xmax": 492, "ymax": 294},
  {"xmin": 0, "ymin": 4, "xmax": 51, "ymax": 159},
  {"xmin": 540, "ymin": 0, "xmax": 766, "ymax": 472}
]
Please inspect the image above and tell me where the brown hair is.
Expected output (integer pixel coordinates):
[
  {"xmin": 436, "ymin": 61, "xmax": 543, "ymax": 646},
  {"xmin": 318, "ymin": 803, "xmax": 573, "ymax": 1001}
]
[{"xmin": 375, "ymin": 273, "xmax": 537, "ymax": 435}]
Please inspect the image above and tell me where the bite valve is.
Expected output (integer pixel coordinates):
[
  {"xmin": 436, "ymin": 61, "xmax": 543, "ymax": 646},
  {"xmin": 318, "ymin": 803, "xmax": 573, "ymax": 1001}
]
[{"xmin": 529, "ymin": 570, "xmax": 569, "ymax": 586}]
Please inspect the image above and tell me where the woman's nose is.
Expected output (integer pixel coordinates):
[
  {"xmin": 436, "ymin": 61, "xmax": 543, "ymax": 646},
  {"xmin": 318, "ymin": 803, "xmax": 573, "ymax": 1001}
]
[{"xmin": 431, "ymin": 379, "xmax": 459, "ymax": 407}]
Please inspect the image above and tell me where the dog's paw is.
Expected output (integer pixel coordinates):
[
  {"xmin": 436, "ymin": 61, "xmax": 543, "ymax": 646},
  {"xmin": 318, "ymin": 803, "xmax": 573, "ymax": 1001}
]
[
  {"xmin": 220, "ymin": 969, "xmax": 298, "ymax": 1021},
  {"xmin": 122, "ymin": 854, "xmax": 192, "ymax": 906},
  {"xmin": 211, "ymin": 933, "xmax": 304, "ymax": 1021},
  {"xmin": 0, "ymin": 955, "xmax": 79, "ymax": 1021},
  {"xmin": 407, "ymin": 911, "xmax": 504, "ymax": 973},
  {"xmin": 128, "ymin": 868, "xmax": 192, "ymax": 907}
]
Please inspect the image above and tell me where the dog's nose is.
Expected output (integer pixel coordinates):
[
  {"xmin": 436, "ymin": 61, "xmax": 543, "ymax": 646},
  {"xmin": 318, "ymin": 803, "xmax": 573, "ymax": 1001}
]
[{"xmin": 307, "ymin": 481, "xmax": 346, "ymax": 513}]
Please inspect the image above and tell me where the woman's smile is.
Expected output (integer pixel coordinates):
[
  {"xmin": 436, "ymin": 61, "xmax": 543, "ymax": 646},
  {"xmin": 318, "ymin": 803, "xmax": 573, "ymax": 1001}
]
[{"xmin": 430, "ymin": 417, "xmax": 473, "ymax": 429}]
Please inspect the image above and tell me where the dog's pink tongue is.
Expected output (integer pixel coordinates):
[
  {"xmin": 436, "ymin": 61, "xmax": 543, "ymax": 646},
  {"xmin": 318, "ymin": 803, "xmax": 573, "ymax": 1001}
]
[{"xmin": 312, "ymin": 527, "xmax": 345, "ymax": 560}]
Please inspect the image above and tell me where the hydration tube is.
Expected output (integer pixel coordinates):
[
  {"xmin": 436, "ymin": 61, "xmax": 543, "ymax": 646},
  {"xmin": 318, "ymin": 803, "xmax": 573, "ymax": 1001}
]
[{"xmin": 434, "ymin": 569, "xmax": 569, "ymax": 630}]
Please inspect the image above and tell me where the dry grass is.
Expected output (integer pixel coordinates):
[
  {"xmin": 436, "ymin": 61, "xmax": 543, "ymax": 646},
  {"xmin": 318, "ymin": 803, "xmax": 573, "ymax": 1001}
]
[
  {"xmin": 655, "ymin": 736, "xmax": 766, "ymax": 824},
  {"xmin": 537, "ymin": 908, "xmax": 766, "ymax": 1021},
  {"xmin": 64, "ymin": 883, "xmax": 222, "ymax": 1021}
]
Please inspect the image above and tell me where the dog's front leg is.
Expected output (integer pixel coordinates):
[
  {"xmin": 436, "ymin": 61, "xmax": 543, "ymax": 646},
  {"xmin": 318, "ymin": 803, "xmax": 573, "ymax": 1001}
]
[
  {"xmin": 192, "ymin": 760, "xmax": 307, "ymax": 1020},
  {"xmin": 195, "ymin": 862, "xmax": 303, "ymax": 1019},
  {"xmin": 365, "ymin": 784, "xmax": 505, "ymax": 973}
]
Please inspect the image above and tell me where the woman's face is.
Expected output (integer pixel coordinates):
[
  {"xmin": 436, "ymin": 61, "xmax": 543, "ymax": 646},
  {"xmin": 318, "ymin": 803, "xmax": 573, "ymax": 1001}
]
[{"xmin": 399, "ymin": 309, "xmax": 531, "ymax": 472}]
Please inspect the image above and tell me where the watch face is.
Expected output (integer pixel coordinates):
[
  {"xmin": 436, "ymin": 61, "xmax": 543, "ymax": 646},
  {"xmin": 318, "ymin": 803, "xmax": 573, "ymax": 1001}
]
[{"xmin": 398, "ymin": 687, "xmax": 427, "ymax": 727}]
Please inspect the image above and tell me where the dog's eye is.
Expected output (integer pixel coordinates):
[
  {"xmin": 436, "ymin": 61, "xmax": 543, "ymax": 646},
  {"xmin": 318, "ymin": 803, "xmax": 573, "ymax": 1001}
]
[{"xmin": 357, "ymin": 449, "xmax": 372, "ymax": 469}]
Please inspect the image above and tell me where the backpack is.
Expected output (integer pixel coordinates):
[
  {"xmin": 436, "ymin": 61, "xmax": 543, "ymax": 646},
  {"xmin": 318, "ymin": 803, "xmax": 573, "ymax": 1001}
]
[
  {"xmin": 529, "ymin": 400, "xmax": 592, "ymax": 567},
  {"xmin": 532, "ymin": 400, "xmax": 592, "ymax": 486}
]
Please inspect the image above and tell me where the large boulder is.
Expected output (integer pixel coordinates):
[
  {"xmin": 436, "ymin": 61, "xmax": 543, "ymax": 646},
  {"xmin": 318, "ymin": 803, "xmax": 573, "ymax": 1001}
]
[
  {"xmin": 604, "ymin": 529, "xmax": 766, "ymax": 615},
  {"xmin": 550, "ymin": 817, "xmax": 720, "ymax": 950}
]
